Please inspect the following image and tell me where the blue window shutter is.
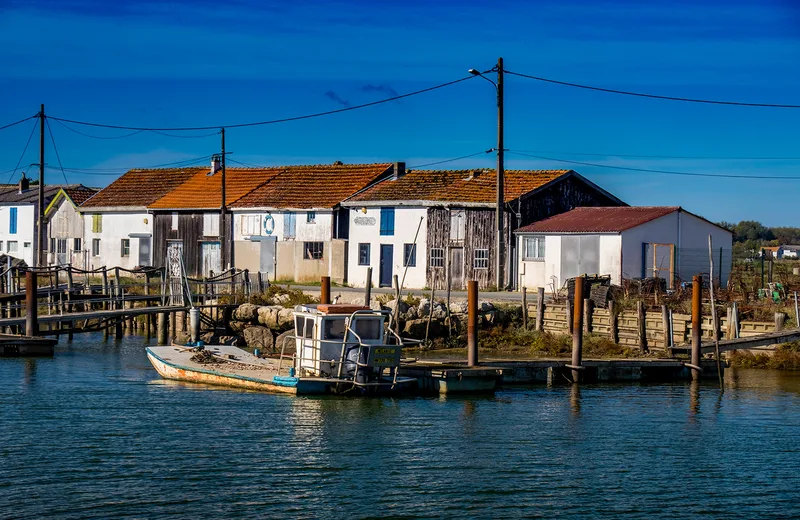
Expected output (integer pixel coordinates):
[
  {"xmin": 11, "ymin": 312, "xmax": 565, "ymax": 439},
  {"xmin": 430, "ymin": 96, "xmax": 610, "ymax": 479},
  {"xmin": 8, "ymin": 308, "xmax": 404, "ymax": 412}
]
[
  {"xmin": 380, "ymin": 208, "xmax": 395, "ymax": 236},
  {"xmin": 9, "ymin": 208, "xmax": 17, "ymax": 234}
]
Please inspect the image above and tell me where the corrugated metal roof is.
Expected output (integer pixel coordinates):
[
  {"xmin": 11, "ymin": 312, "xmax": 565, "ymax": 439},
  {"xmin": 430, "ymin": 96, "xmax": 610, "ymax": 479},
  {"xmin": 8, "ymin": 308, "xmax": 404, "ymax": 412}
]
[
  {"xmin": 516, "ymin": 206, "xmax": 681, "ymax": 233},
  {"xmin": 346, "ymin": 169, "xmax": 572, "ymax": 204}
]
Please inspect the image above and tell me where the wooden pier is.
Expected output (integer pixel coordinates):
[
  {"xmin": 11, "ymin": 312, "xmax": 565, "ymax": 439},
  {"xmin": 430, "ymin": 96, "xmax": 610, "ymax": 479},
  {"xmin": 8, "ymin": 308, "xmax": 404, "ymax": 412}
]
[{"xmin": 0, "ymin": 334, "xmax": 57, "ymax": 357}]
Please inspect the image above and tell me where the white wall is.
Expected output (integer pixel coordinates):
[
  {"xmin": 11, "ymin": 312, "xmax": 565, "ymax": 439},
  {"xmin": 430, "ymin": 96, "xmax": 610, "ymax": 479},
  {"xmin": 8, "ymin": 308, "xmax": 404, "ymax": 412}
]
[
  {"xmin": 620, "ymin": 213, "xmax": 678, "ymax": 280},
  {"xmin": 84, "ymin": 211, "xmax": 153, "ymax": 270},
  {"xmin": 0, "ymin": 204, "xmax": 35, "ymax": 265},
  {"xmin": 347, "ymin": 206, "xmax": 427, "ymax": 288},
  {"xmin": 232, "ymin": 210, "xmax": 333, "ymax": 242},
  {"xmin": 599, "ymin": 235, "xmax": 623, "ymax": 284},
  {"xmin": 518, "ymin": 234, "xmax": 561, "ymax": 291}
]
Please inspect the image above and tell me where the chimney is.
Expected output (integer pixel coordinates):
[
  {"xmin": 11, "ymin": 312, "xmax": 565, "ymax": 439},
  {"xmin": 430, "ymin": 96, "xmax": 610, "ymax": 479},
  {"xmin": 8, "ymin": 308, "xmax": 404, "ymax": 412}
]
[
  {"xmin": 333, "ymin": 160, "xmax": 344, "ymax": 166},
  {"xmin": 465, "ymin": 170, "xmax": 477, "ymax": 181},
  {"xmin": 392, "ymin": 161, "xmax": 406, "ymax": 180},
  {"xmin": 18, "ymin": 173, "xmax": 29, "ymax": 194},
  {"xmin": 209, "ymin": 154, "xmax": 221, "ymax": 176}
]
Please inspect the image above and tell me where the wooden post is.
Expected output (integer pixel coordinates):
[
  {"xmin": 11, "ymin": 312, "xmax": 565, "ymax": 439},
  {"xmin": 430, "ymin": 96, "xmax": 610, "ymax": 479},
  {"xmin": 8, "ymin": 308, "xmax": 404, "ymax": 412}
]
[
  {"xmin": 662, "ymin": 305, "xmax": 670, "ymax": 349},
  {"xmin": 566, "ymin": 300, "xmax": 573, "ymax": 335},
  {"xmin": 521, "ymin": 287, "xmax": 528, "ymax": 329},
  {"xmin": 732, "ymin": 301, "xmax": 740, "ymax": 338},
  {"xmin": 25, "ymin": 271, "xmax": 37, "ymax": 336},
  {"xmin": 467, "ymin": 280, "xmax": 478, "ymax": 367},
  {"xmin": 320, "ymin": 276, "xmax": 331, "ymax": 305},
  {"xmin": 392, "ymin": 274, "xmax": 401, "ymax": 332},
  {"xmin": 257, "ymin": 271, "xmax": 265, "ymax": 293},
  {"xmin": 610, "ymin": 306, "xmax": 619, "ymax": 343},
  {"xmin": 157, "ymin": 312, "xmax": 168, "ymax": 345},
  {"xmin": 171, "ymin": 311, "xmax": 177, "ymax": 341},
  {"xmin": 775, "ymin": 312, "xmax": 786, "ymax": 332},
  {"xmin": 583, "ymin": 298, "xmax": 593, "ymax": 334},
  {"xmin": 243, "ymin": 269, "xmax": 251, "ymax": 299},
  {"xmin": 66, "ymin": 265, "xmax": 74, "ymax": 313},
  {"xmin": 364, "ymin": 267, "xmax": 372, "ymax": 307},
  {"xmin": 535, "ymin": 287, "xmax": 545, "ymax": 331},
  {"xmin": 102, "ymin": 268, "xmax": 109, "ymax": 311},
  {"xmin": 425, "ymin": 273, "xmax": 436, "ymax": 344},
  {"xmin": 571, "ymin": 275, "xmax": 584, "ymax": 383},
  {"xmin": 637, "ymin": 300, "xmax": 647, "ymax": 353},
  {"xmin": 691, "ymin": 275, "xmax": 702, "ymax": 381},
  {"xmin": 115, "ymin": 283, "xmax": 123, "ymax": 340}
]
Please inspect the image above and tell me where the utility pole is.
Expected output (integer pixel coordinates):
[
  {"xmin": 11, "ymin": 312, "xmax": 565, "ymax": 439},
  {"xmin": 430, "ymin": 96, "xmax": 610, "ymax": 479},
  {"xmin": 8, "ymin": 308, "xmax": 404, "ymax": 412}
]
[
  {"xmin": 495, "ymin": 57, "xmax": 505, "ymax": 290},
  {"xmin": 38, "ymin": 104, "xmax": 45, "ymax": 267},
  {"xmin": 220, "ymin": 127, "xmax": 228, "ymax": 269}
]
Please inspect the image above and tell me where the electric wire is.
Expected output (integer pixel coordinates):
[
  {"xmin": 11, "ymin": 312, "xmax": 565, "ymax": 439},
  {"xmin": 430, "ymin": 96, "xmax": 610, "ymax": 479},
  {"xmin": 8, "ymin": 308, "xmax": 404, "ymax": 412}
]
[
  {"xmin": 43, "ymin": 155, "xmax": 215, "ymax": 176},
  {"xmin": 510, "ymin": 149, "xmax": 800, "ymax": 161},
  {"xmin": 6, "ymin": 119, "xmax": 39, "ymax": 184},
  {"xmin": 51, "ymin": 118, "xmax": 145, "ymax": 139},
  {"xmin": 0, "ymin": 115, "xmax": 37, "ymax": 132},
  {"xmin": 505, "ymin": 70, "xmax": 800, "ymax": 108},
  {"xmin": 408, "ymin": 149, "xmax": 494, "ymax": 169},
  {"xmin": 47, "ymin": 76, "xmax": 475, "ymax": 131},
  {"xmin": 45, "ymin": 118, "xmax": 70, "ymax": 184},
  {"xmin": 506, "ymin": 150, "xmax": 800, "ymax": 180}
]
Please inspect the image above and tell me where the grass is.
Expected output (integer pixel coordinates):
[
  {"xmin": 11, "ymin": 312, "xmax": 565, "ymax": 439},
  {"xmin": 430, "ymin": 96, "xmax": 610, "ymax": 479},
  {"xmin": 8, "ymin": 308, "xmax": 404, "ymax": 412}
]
[
  {"xmin": 728, "ymin": 342, "xmax": 800, "ymax": 370},
  {"xmin": 246, "ymin": 285, "xmax": 318, "ymax": 307}
]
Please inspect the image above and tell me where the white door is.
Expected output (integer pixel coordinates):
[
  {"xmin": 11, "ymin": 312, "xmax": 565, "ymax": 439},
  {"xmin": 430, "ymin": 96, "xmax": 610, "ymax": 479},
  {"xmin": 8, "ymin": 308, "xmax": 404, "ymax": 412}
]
[{"xmin": 201, "ymin": 241, "xmax": 221, "ymax": 277}]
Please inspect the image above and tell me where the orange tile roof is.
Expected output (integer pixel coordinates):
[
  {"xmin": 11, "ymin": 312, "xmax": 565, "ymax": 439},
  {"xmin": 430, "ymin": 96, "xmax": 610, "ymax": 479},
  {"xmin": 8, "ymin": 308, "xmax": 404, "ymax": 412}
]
[
  {"xmin": 81, "ymin": 168, "xmax": 202, "ymax": 208},
  {"xmin": 346, "ymin": 168, "xmax": 572, "ymax": 204},
  {"xmin": 63, "ymin": 186, "xmax": 98, "ymax": 206},
  {"xmin": 232, "ymin": 163, "xmax": 392, "ymax": 209},
  {"xmin": 149, "ymin": 167, "xmax": 282, "ymax": 209}
]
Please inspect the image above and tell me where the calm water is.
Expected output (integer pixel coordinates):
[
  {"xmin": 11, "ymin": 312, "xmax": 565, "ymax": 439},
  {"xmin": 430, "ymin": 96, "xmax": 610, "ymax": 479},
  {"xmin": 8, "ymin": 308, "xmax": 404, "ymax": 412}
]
[{"xmin": 1, "ymin": 335, "xmax": 799, "ymax": 519}]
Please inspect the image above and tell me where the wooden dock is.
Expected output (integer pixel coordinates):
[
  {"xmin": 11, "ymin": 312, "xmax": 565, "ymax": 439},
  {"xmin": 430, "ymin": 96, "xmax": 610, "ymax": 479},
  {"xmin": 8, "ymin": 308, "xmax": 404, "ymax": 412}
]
[{"xmin": 0, "ymin": 335, "xmax": 57, "ymax": 357}]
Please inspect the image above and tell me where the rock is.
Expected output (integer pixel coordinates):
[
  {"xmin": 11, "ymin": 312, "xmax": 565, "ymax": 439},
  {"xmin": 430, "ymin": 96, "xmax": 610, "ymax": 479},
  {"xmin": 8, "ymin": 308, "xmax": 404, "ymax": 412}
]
[
  {"xmin": 384, "ymin": 299, "xmax": 409, "ymax": 316},
  {"xmin": 277, "ymin": 308, "xmax": 295, "ymax": 331},
  {"xmin": 219, "ymin": 335, "xmax": 245, "ymax": 347},
  {"xmin": 229, "ymin": 320, "xmax": 253, "ymax": 334},
  {"xmin": 403, "ymin": 318, "xmax": 446, "ymax": 340},
  {"xmin": 479, "ymin": 301, "xmax": 494, "ymax": 312},
  {"xmin": 275, "ymin": 330, "xmax": 296, "ymax": 355},
  {"xmin": 449, "ymin": 301, "xmax": 467, "ymax": 314},
  {"xmin": 369, "ymin": 300, "xmax": 383, "ymax": 311},
  {"xmin": 233, "ymin": 303, "xmax": 260, "ymax": 322},
  {"xmin": 404, "ymin": 306, "xmax": 418, "ymax": 320},
  {"xmin": 431, "ymin": 302, "xmax": 448, "ymax": 320},
  {"xmin": 200, "ymin": 332, "xmax": 216, "ymax": 344},
  {"xmin": 418, "ymin": 298, "xmax": 431, "ymax": 317},
  {"xmin": 272, "ymin": 293, "xmax": 292, "ymax": 305},
  {"xmin": 243, "ymin": 326, "xmax": 274, "ymax": 351},
  {"xmin": 257, "ymin": 306, "xmax": 281, "ymax": 328}
]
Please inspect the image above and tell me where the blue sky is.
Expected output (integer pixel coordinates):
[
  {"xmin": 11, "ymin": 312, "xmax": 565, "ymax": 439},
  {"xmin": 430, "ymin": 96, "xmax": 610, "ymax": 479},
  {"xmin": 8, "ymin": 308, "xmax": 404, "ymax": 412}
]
[{"xmin": 0, "ymin": 0, "xmax": 799, "ymax": 225}]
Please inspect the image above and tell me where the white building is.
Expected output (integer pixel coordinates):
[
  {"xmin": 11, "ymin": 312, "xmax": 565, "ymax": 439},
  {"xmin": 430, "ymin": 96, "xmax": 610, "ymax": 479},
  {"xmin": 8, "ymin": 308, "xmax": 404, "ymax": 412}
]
[
  {"xmin": 516, "ymin": 206, "xmax": 734, "ymax": 291},
  {"xmin": 80, "ymin": 168, "xmax": 199, "ymax": 270},
  {"xmin": 44, "ymin": 186, "xmax": 98, "ymax": 267}
]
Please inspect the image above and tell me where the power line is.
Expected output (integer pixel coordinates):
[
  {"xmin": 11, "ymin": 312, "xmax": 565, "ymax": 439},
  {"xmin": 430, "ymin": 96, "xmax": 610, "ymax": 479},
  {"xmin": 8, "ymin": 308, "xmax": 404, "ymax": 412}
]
[
  {"xmin": 47, "ymin": 76, "xmax": 475, "ymax": 131},
  {"xmin": 45, "ymin": 118, "xmax": 70, "ymax": 184},
  {"xmin": 42, "ymin": 155, "xmax": 215, "ymax": 176},
  {"xmin": 510, "ymin": 149, "xmax": 800, "ymax": 161},
  {"xmin": 408, "ymin": 149, "xmax": 494, "ymax": 169},
  {"xmin": 505, "ymin": 70, "xmax": 800, "ymax": 109},
  {"xmin": 0, "ymin": 115, "xmax": 37, "ymax": 132},
  {"xmin": 51, "ymin": 118, "xmax": 146, "ymax": 139},
  {"xmin": 506, "ymin": 150, "xmax": 800, "ymax": 180},
  {"xmin": 6, "ymin": 119, "xmax": 39, "ymax": 183},
  {"xmin": 148, "ymin": 129, "xmax": 221, "ymax": 139}
]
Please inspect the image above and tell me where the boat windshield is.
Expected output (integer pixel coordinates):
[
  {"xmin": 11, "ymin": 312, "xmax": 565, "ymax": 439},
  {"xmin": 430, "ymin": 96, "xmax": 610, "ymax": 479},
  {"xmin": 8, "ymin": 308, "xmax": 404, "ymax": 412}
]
[
  {"xmin": 353, "ymin": 318, "xmax": 382, "ymax": 340},
  {"xmin": 322, "ymin": 318, "xmax": 346, "ymax": 340}
]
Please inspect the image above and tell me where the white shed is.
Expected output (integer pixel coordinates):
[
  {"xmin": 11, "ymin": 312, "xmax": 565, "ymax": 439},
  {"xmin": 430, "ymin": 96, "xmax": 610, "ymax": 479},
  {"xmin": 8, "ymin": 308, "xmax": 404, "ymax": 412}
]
[{"xmin": 515, "ymin": 206, "xmax": 733, "ymax": 291}]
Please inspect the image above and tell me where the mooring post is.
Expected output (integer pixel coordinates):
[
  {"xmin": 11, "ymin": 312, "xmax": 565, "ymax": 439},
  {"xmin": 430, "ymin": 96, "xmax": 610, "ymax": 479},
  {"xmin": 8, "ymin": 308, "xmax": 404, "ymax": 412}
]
[
  {"xmin": 320, "ymin": 276, "xmax": 331, "ymax": 305},
  {"xmin": 467, "ymin": 280, "xmax": 478, "ymax": 367},
  {"xmin": 157, "ymin": 312, "xmax": 168, "ymax": 345},
  {"xmin": 535, "ymin": 287, "xmax": 545, "ymax": 331},
  {"xmin": 25, "ymin": 271, "xmax": 37, "ymax": 337},
  {"xmin": 571, "ymin": 275, "xmax": 585, "ymax": 383},
  {"xmin": 257, "ymin": 271, "xmax": 265, "ymax": 293},
  {"xmin": 584, "ymin": 297, "xmax": 593, "ymax": 334},
  {"xmin": 637, "ymin": 300, "xmax": 647, "ymax": 353},
  {"xmin": 170, "ymin": 311, "xmax": 177, "ymax": 342},
  {"xmin": 794, "ymin": 292, "xmax": 799, "ymax": 328},
  {"xmin": 522, "ymin": 287, "xmax": 528, "ymax": 329},
  {"xmin": 732, "ymin": 301, "xmax": 740, "ymax": 338},
  {"xmin": 662, "ymin": 305, "xmax": 670, "ymax": 349},
  {"xmin": 190, "ymin": 307, "xmax": 200, "ymax": 344},
  {"xmin": 691, "ymin": 275, "xmax": 702, "ymax": 381},
  {"xmin": 775, "ymin": 312, "xmax": 786, "ymax": 332},
  {"xmin": 364, "ymin": 267, "xmax": 372, "ymax": 307}
]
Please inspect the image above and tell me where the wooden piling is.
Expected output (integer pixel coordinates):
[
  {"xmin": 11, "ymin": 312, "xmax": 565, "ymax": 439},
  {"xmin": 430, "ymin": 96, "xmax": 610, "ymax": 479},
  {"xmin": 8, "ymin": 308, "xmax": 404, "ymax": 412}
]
[
  {"xmin": 566, "ymin": 300, "xmax": 573, "ymax": 335},
  {"xmin": 171, "ymin": 311, "xmax": 177, "ymax": 341},
  {"xmin": 571, "ymin": 276, "xmax": 585, "ymax": 383},
  {"xmin": 584, "ymin": 298, "xmax": 593, "ymax": 334},
  {"xmin": 610, "ymin": 307, "xmax": 619, "ymax": 344},
  {"xmin": 364, "ymin": 267, "xmax": 372, "ymax": 307},
  {"xmin": 25, "ymin": 271, "xmax": 37, "ymax": 337},
  {"xmin": 775, "ymin": 312, "xmax": 786, "ymax": 332},
  {"xmin": 257, "ymin": 271, "xmax": 265, "ymax": 293},
  {"xmin": 320, "ymin": 276, "xmax": 331, "ymax": 305},
  {"xmin": 535, "ymin": 287, "xmax": 545, "ymax": 332},
  {"xmin": 467, "ymin": 280, "xmax": 478, "ymax": 367},
  {"xmin": 522, "ymin": 287, "xmax": 528, "ymax": 329},
  {"xmin": 662, "ymin": 305, "xmax": 670, "ymax": 349},
  {"xmin": 157, "ymin": 312, "xmax": 168, "ymax": 345},
  {"xmin": 691, "ymin": 275, "xmax": 702, "ymax": 381},
  {"xmin": 637, "ymin": 300, "xmax": 647, "ymax": 353}
]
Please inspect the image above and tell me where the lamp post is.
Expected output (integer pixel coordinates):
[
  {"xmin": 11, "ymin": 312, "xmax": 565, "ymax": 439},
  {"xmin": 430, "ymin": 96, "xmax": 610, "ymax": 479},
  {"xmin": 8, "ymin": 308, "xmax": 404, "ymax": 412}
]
[{"xmin": 469, "ymin": 57, "xmax": 504, "ymax": 289}]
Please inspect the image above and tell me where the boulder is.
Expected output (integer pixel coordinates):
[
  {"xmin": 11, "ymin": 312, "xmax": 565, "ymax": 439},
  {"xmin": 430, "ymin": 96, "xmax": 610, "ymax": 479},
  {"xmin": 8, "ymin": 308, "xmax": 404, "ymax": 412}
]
[
  {"xmin": 418, "ymin": 298, "xmax": 431, "ymax": 317},
  {"xmin": 243, "ymin": 326, "xmax": 274, "ymax": 351},
  {"xmin": 257, "ymin": 306, "xmax": 282, "ymax": 329},
  {"xmin": 272, "ymin": 292, "xmax": 292, "ymax": 306},
  {"xmin": 449, "ymin": 301, "xmax": 467, "ymax": 314},
  {"xmin": 431, "ymin": 302, "xmax": 448, "ymax": 320},
  {"xmin": 200, "ymin": 332, "xmax": 216, "ymax": 344},
  {"xmin": 233, "ymin": 303, "xmax": 260, "ymax": 322},
  {"xmin": 384, "ymin": 299, "xmax": 409, "ymax": 316},
  {"xmin": 277, "ymin": 308, "xmax": 295, "ymax": 331},
  {"xmin": 479, "ymin": 301, "xmax": 495, "ymax": 312},
  {"xmin": 403, "ymin": 318, "xmax": 446, "ymax": 340},
  {"xmin": 404, "ymin": 305, "xmax": 418, "ymax": 320},
  {"xmin": 219, "ymin": 335, "xmax": 245, "ymax": 347},
  {"xmin": 275, "ymin": 330, "xmax": 296, "ymax": 355},
  {"xmin": 229, "ymin": 320, "xmax": 253, "ymax": 334}
]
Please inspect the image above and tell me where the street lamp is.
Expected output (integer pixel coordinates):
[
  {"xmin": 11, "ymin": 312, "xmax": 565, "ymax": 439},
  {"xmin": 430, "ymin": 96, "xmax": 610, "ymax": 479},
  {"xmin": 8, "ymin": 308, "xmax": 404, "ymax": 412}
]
[{"xmin": 469, "ymin": 58, "xmax": 505, "ymax": 289}]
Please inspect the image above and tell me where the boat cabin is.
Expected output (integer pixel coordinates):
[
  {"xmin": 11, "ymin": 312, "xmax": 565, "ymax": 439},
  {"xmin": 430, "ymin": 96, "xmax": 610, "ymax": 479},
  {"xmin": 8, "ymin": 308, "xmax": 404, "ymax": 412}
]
[{"xmin": 292, "ymin": 304, "xmax": 401, "ymax": 380}]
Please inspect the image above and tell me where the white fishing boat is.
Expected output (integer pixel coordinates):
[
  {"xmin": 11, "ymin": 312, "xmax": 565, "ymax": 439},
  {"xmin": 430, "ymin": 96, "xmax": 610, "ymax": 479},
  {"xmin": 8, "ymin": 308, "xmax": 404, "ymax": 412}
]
[{"xmin": 146, "ymin": 304, "xmax": 416, "ymax": 395}]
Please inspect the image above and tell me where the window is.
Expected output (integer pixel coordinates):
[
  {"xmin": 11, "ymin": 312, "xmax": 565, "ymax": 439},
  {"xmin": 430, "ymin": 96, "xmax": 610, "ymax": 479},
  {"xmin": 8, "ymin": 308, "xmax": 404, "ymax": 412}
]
[
  {"xmin": 92, "ymin": 239, "xmax": 101, "ymax": 257},
  {"xmin": 358, "ymin": 243, "xmax": 370, "ymax": 266},
  {"xmin": 50, "ymin": 238, "xmax": 56, "ymax": 253},
  {"xmin": 353, "ymin": 318, "xmax": 382, "ymax": 340},
  {"xmin": 474, "ymin": 249, "xmax": 489, "ymax": 269},
  {"xmin": 241, "ymin": 215, "xmax": 261, "ymax": 236},
  {"xmin": 322, "ymin": 318, "xmax": 346, "ymax": 340},
  {"xmin": 523, "ymin": 236, "xmax": 545, "ymax": 261},
  {"xmin": 450, "ymin": 209, "xmax": 465, "ymax": 241},
  {"xmin": 91, "ymin": 214, "xmax": 102, "ymax": 233},
  {"xmin": 120, "ymin": 239, "xmax": 130, "ymax": 257},
  {"xmin": 0, "ymin": 241, "xmax": 3, "ymax": 251},
  {"xmin": 380, "ymin": 207, "xmax": 395, "ymax": 236},
  {"xmin": 73, "ymin": 238, "xmax": 81, "ymax": 252},
  {"xmin": 430, "ymin": 248, "xmax": 444, "ymax": 268},
  {"xmin": 304, "ymin": 241, "xmax": 323, "ymax": 260},
  {"xmin": 306, "ymin": 211, "xmax": 316, "ymax": 224},
  {"xmin": 23, "ymin": 242, "xmax": 30, "ymax": 249},
  {"xmin": 171, "ymin": 212, "xmax": 179, "ymax": 231},
  {"xmin": 7, "ymin": 241, "xmax": 17, "ymax": 253},
  {"xmin": 203, "ymin": 213, "xmax": 220, "ymax": 236},
  {"xmin": 56, "ymin": 239, "xmax": 67, "ymax": 255},
  {"xmin": 403, "ymin": 243, "xmax": 416, "ymax": 267},
  {"xmin": 9, "ymin": 207, "xmax": 17, "ymax": 234},
  {"xmin": 284, "ymin": 212, "xmax": 296, "ymax": 239}
]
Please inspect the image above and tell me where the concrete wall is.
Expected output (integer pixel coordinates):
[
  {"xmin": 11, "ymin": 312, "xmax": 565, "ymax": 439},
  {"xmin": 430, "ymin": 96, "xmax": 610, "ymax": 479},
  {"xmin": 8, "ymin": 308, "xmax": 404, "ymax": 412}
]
[
  {"xmin": 275, "ymin": 240, "xmax": 344, "ymax": 283},
  {"xmin": 0, "ymin": 204, "xmax": 35, "ymax": 265},
  {"xmin": 346, "ymin": 206, "xmax": 428, "ymax": 289},
  {"xmin": 84, "ymin": 211, "xmax": 152, "ymax": 270}
]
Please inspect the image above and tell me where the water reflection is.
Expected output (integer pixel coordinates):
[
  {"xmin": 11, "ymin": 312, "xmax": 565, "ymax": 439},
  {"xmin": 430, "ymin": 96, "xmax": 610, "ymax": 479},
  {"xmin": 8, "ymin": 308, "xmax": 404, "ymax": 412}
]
[
  {"xmin": 689, "ymin": 379, "xmax": 700, "ymax": 420},
  {"xmin": 569, "ymin": 384, "xmax": 581, "ymax": 417},
  {"xmin": 23, "ymin": 358, "xmax": 36, "ymax": 387}
]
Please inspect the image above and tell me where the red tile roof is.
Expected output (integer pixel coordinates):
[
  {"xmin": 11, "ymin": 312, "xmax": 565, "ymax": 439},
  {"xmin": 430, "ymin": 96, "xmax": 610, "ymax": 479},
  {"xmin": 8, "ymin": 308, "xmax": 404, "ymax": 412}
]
[
  {"xmin": 346, "ymin": 169, "xmax": 572, "ymax": 204},
  {"xmin": 232, "ymin": 163, "xmax": 393, "ymax": 209},
  {"xmin": 517, "ymin": 206, "xmax": 681, "ymax": 233},
  {"xmin": 81, "ymin": 168, "xmax": 202, "ymax": 208},
  {"xmin": 63, "ymin": 186, "xmax": 98, "ymax": 206},
  {"xmin": 149, "ymin": 167, "xmax": 282, "ymax": 210}
]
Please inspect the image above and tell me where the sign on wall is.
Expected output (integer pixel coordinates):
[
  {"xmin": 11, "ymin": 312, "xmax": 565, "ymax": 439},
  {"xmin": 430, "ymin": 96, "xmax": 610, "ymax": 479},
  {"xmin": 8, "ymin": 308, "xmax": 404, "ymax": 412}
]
[{"xmin": 354, "ymin": 216, "xmax": 376, "ymax": 226}]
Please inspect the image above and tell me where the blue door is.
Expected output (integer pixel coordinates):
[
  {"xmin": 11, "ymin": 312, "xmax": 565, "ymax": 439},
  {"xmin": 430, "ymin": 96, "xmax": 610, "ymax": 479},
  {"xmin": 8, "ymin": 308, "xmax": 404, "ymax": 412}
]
[{"xmin": 379, "ymin": 244, "xmax": 393, "ymax": 287}]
